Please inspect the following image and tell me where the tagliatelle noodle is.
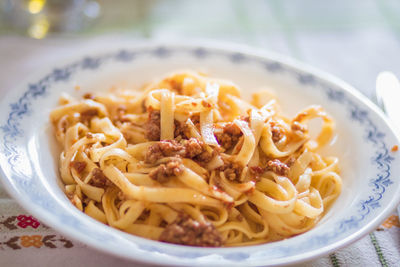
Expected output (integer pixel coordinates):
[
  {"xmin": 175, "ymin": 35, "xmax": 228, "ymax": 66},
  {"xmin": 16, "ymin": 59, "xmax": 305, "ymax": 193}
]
[{"xmin": 50, "ymin": 70, "xmax": 342, "ymax": 247}]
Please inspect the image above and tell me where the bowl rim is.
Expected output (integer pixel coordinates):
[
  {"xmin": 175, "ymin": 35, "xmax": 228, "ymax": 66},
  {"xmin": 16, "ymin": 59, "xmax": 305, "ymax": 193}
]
[{"xmin": 1, "ymin": 40, "xmax": 400, "ymax": 266}]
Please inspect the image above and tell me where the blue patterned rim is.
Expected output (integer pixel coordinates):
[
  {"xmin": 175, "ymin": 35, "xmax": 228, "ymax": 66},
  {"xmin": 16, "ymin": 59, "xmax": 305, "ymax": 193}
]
[{"xmin": 0, "ymin": 44, "xmax": 398, "ymax": 265}]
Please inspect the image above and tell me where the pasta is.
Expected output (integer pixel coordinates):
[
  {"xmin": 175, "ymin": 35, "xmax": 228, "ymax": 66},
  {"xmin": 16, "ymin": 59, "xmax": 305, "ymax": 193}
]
[{"xmin": 50, "ymin": 71, "xmax": 341, "ymax": 247}]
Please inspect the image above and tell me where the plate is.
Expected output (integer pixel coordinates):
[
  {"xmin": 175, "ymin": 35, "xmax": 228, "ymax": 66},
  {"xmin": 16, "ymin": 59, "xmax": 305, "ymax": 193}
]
[{"xmin": 1, "ymin": 42, "xmax": 400, "ymax": 266}]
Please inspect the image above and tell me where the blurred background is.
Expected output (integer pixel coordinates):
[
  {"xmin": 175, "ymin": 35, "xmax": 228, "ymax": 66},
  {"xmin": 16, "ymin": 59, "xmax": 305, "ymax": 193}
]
[{"xmin": 1, "ymin": 0, "xmax": 400, "ymax": 100}]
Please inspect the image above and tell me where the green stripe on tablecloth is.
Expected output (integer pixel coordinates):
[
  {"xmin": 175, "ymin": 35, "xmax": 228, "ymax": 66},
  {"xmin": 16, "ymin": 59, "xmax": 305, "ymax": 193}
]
[
  {"xmin": 369, "ymin": 232, "xmax": 388, "ymax": 267},
  {"xmin": 329, "ymin": 253, "xmax": 340, "ymax": 267}
]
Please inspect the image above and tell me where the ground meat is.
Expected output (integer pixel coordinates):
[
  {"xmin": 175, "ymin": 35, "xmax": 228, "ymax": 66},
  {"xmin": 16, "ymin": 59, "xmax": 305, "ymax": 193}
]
[
  {"xmin": 249, "ymin": 166, "xmax": 264, "ymax": 181},
  {"xmin": 89, "ymin": 168, "xmax": 111, "ymax": 188},
  {"xmin": 145, "ymin": 138, "xmax": 213, "ymax": 165},
  {"xmin": 70, "ymin": 161, "xmax": 87, "ymax": 173},
  {"xmin": 215, "ymin": 123, "xmax": 242, "ymax": 150},
  {"xmin": 81, "ymin": 109, "xmax": 99, "ymax": 123},
  {"xmin": 113, "ymin": 105, "xmax": 128, "ymax": 122},
  {"xmin": 219, "ymin": 159, "xmax": 243, "ymax": 182},
  {"xmin": 145, "ymin": 140, "xmax": 186, "ymax": 164},
  {"xmin": 291, "ymin": 121, "xmax": 307, "ymax": 132},
  {"xmin": 195, "ymin": 150, "xmax": 214, "ymax": 163},
  {"xmin": 159, "ymin": 213, "xmax": 223, "ymax": 247},
  {"xmin": 190, "ymin": 114, "xmax": 200, "ymax": 126},
  {"xmin": 224, "ymin": 122, "xmax": 242, "ymax": 136},
  {"xmin": 270, "ymin": 121, "xmax": 283, "ymax": 142},
  {"xmin": 184, "ymin": 138, "xmax": 203, "ymax": 158},
  {"xmin": 266, "ymin": 159, "xmax": 289, "ymax": 176},
  {"xmin": 184, "ymin": 138, "xmax": 214, "ymax": 164},
  {"xmin": 174, "ymin": 120, "xmax": 190, "ymax": 139},
  {"xmin": 149, "ymin": 158, "xmax": 184, "ymax": 183},
  {"xmin": 145, "ymin": 107, "xmax": 161, "ymax": 141}
]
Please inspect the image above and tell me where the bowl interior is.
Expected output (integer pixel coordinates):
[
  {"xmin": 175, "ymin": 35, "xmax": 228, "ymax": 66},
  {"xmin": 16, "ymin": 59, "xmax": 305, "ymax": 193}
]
[
  {"xmin": 37, "ymin": 51, "xmax": 358, "ymax": 225},
  {"xmin": 1, "ymin": 45, "xmax": 400, "ymax": 266}
]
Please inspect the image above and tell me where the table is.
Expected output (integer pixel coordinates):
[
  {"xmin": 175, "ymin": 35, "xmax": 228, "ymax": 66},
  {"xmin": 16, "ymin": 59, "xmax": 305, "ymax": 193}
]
[{"xmin": 1, "ymin": 1, "xmax": 400, "ymax": 266}]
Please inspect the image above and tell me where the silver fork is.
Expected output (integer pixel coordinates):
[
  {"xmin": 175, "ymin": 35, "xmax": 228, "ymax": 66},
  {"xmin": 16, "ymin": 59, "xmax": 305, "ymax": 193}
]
[{"xmin": 376, "ymin": 71, "xmax": 400, "ymax": 215}]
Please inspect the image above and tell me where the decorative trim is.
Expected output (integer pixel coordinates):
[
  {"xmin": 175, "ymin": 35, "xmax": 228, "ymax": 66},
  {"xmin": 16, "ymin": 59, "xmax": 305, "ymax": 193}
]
[
  {"xmin": 0, "ymin": 234, "xmax": 75, "ymax": 250},
  {"xmin": 329, "ymin": 253, "xmax": 340, "ymax": 267},
  {"xmin": 0, "ymin": 214, "xmax": 42, "ymax": 230},
  {"xmin": 369, "ymin": 232, "xmax": 388, "ymax": 267}
]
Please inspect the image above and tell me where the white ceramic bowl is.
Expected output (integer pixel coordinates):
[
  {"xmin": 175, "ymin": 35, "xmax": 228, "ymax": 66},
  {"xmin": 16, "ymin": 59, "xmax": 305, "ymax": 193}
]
[{"xmin": 1, "ymin": 42, "xmax": 400, "ymax": 266}]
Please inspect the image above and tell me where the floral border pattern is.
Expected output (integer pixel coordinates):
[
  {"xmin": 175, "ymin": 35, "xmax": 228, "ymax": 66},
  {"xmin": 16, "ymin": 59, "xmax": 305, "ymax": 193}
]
[{"xmin": 0, "ymin": 46, "xmax": 396, "ymax": 261}]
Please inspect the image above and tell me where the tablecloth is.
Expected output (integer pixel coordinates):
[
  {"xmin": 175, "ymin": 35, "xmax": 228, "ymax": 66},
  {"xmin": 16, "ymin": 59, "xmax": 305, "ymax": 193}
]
[{"xmin": 1, "ymin": 1, "xmax": 400, "ymax": 266}]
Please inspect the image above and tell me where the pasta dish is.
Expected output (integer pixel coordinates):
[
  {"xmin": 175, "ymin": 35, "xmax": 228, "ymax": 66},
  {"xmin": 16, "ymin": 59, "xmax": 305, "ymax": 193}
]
[{"xmin": 50, "ymin": 71, "xmax": 341, "ymax": 247}]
